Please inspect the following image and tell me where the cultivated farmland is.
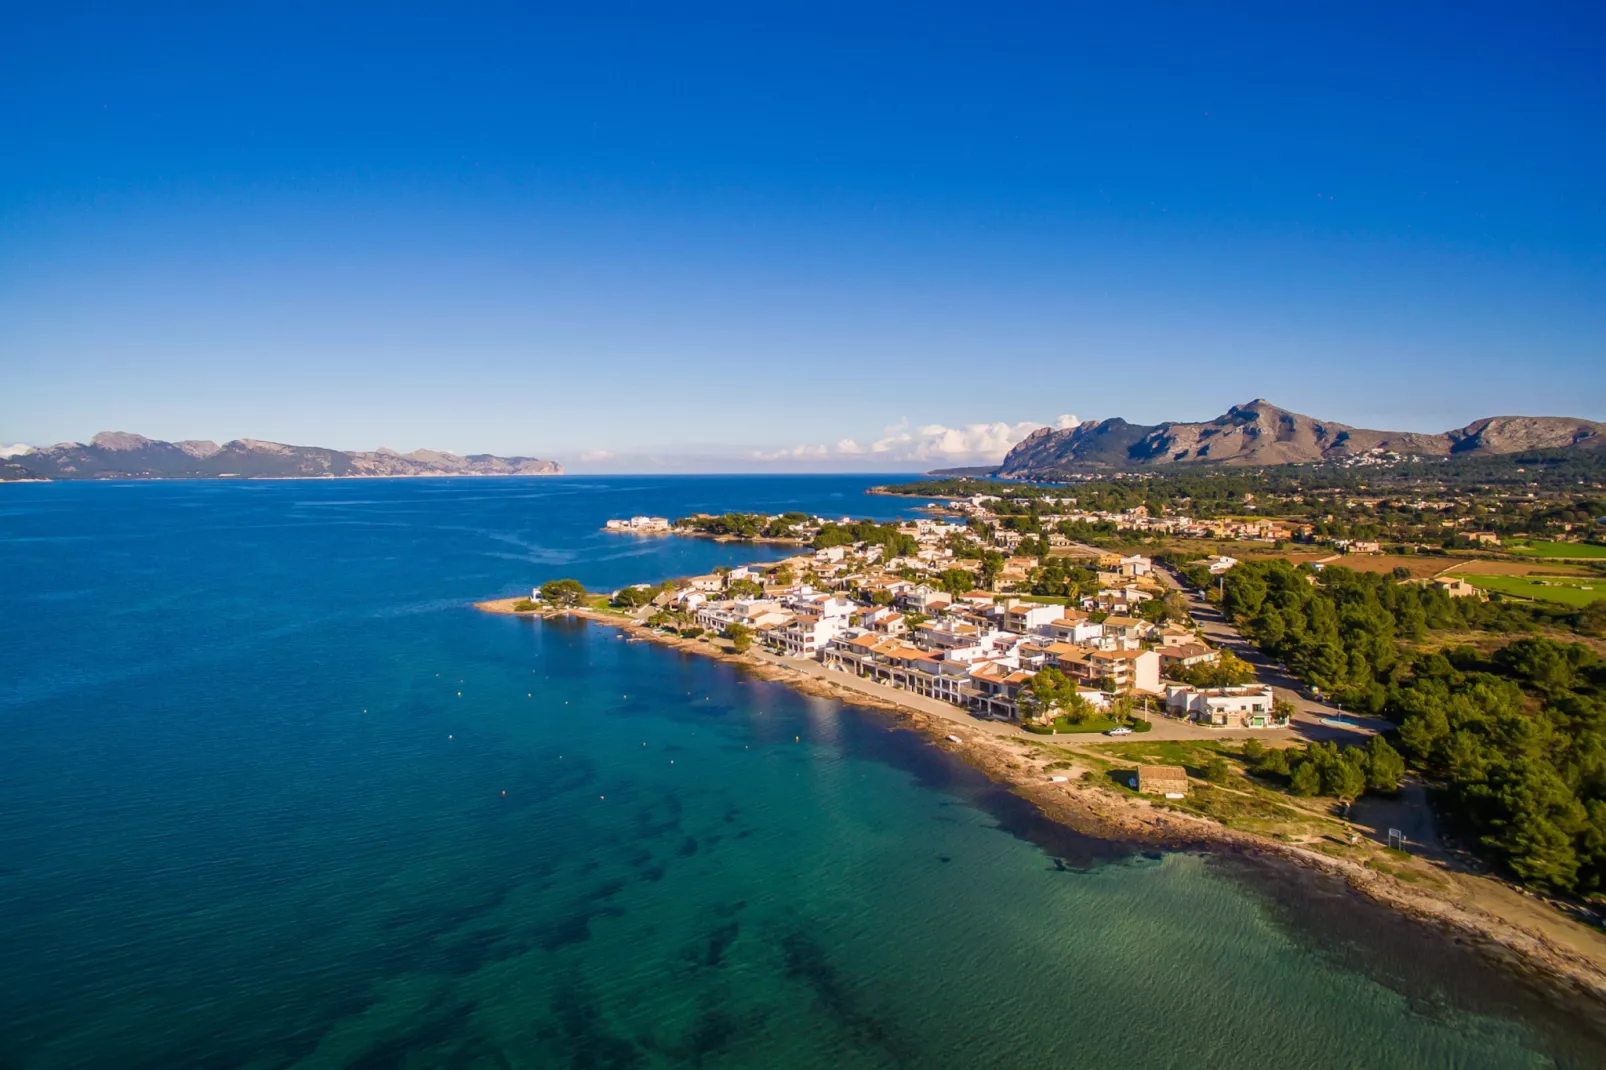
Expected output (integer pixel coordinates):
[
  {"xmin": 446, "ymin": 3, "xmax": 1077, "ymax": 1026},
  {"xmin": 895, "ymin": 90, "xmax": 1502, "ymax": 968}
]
[
  {"xmin": 1463, "ymin": 573, "xmax": 1606, "ymax": 608},
  {"xmin": 1507, "ymin": 540, "xmax": 1606, "ymax": 560}
]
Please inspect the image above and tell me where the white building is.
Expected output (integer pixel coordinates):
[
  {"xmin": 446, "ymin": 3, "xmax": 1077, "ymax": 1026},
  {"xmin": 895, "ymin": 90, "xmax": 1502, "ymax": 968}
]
[
  {"xmin": 1000, "ymin": 602, "xmax": 1064, "ymax": 634},
  {"xmin": 768, "ymin": 613, "xmax": 849, "ymax": 657},
  {"xmin": 1165, "ymin": 684, "xmax": 1281, "ymax": 728},
  {"xmin": 605, "ymin": 515, "xmax": 671, "ymax": 532}
]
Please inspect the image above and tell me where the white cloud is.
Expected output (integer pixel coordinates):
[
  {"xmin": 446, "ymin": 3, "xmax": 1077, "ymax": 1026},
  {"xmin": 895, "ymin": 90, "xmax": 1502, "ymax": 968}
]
[
  {"xmin": 749, "ymin": 413, "xmax": 1079, "ymax": 468},
  {"xmin": 750, "ymin": 442, "xmax": 832, "ymax": 462},
  {"xmin": 0, "ymin": 443, "xmax": 34, "ymax": 458}
]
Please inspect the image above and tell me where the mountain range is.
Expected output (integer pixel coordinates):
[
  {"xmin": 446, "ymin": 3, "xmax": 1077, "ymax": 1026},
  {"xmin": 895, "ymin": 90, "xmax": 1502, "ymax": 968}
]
[
  {"xmin": 984, "ymin": 400, "xmax": 1606, "ymax": 479},
  {"xmin": 0, "ymin": 432, "xmax": 562, "ymax": 481}
]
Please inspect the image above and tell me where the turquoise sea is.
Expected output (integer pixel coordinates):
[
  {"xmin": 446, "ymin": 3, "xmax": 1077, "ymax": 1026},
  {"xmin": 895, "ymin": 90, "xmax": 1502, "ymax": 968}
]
[{"xmin": 1, "ymin": 475, "xmax": 1601, "ymax": 1069}]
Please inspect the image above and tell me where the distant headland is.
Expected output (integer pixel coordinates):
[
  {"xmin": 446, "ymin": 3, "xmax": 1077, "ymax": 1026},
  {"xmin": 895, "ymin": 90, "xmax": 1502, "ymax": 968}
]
[{"xmin": 0, "ymin": 432, "xmax": 562, "ymax": 481}]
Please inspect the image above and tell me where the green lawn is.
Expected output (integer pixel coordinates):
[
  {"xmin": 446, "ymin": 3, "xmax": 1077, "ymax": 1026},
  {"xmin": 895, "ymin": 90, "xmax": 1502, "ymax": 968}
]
[
  {"xmin": 1023, "ymin": 715, "xmax": 1152, "ymax": 735},
  {"xmin": 1165, "ymin": 782, "xmax": 1302, "ymax": 828},
  {"xmin": 1506, "ymin": 540, "xmax": 1606, "ymax": 560},
  {"xmin": 1089, "ymin": 738, "xmax": 1227, "ymax": 766},
  {"xmin": 1463, "ymin": 573, "xmax": 1606, "ymax": 608}
]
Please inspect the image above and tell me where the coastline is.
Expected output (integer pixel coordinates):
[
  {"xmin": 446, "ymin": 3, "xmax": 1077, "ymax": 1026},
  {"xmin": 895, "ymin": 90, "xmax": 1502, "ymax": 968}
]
[
  {"xmin": 477, "ymin": 593, "xmax": 1606, "ymax": 1012},
  {"xmin": 607, "ymin": 529, "xmax": 810, "ymax": 546},
  {"xmin": 0, "ymin": 471, "xmax": 562, "ymax": 484}
]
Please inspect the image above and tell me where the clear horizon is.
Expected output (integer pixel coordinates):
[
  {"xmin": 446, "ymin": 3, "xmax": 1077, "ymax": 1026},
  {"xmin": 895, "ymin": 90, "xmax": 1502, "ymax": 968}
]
[{"xmin": 3, "ymin": 4, "xmax": 1603, "ymax": 472}]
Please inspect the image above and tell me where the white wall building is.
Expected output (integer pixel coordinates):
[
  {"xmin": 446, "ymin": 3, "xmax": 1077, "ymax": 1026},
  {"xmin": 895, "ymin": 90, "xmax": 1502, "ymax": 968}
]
[{"xmin": 1165, "ymin": 684, "xmax": 1280, "ymax": 727}]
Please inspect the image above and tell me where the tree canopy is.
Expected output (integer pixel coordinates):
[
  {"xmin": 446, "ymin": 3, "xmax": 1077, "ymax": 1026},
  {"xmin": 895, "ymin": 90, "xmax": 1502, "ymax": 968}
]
[{"xmin": 539, "ymin": 579, "xmax": 587, "ymax": 607}]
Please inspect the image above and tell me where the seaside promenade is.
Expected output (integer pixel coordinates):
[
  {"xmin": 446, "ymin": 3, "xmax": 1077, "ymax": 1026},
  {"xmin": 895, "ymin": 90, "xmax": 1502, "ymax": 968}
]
[
  {"xmin": 747, "ymin": 647, "xmax": 1382, "ymax": 746},
  {"xmin": 748, "ymin": 648, "xmax": 1022, "ymax": 738}
]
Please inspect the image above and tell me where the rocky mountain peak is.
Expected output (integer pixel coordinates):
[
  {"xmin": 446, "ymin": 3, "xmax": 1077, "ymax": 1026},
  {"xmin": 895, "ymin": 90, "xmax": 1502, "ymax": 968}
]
[{"xmin": 90, "ymin": 431, "xmax": 154, "ymax": 451}]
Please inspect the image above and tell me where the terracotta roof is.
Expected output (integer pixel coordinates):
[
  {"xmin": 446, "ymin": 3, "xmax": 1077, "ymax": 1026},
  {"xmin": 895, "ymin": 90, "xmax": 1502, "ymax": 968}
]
[{"xmin": 1137, "ymin": 765, "xmax": 1189, "ymax": 793}]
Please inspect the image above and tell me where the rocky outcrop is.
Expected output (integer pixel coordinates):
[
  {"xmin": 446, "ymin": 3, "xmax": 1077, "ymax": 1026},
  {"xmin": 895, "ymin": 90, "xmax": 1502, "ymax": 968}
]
[
  {"xmin": 1, "ymin": 433, "xmax": 562, "ymax": 481},
  {"xmin": 1446, "ymin": 416, "xmax": 1606, "ymax": 455},
  {"xmin": 994, "ymin": 400, "xmax": 1605, "ymax": 477}
]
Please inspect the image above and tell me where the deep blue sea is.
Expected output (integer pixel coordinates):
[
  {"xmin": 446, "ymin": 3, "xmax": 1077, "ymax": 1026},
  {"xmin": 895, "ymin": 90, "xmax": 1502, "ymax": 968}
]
[{"xmin": 2, "ymin": 475, "xmax": 1602, "ymax": 1069}]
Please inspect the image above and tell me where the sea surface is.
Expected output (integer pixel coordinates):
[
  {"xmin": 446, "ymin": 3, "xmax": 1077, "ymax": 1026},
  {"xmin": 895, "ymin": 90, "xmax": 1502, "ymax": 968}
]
[{"xmin": 1, "ymin": 475, "xmax": 1602, "ymax": 1069}]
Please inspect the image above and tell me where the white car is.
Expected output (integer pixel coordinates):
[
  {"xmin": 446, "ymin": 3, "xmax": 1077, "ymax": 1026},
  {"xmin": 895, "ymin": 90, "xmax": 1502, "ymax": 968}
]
[{"xmin": 1105, "ymin": 726, "xmax": 1133, "ymax": 737}]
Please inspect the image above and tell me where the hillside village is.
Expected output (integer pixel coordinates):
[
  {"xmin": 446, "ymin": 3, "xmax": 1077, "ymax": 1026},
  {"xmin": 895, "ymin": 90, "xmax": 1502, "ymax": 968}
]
[{"xmin": 589, "ymin": 511, "xmax": 1282, "ymax": 730}]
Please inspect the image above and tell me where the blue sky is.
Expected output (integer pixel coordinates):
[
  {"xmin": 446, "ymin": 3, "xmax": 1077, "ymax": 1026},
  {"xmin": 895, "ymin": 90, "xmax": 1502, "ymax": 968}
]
[{"xmin": 2, "ymin": 3, "xmax": 1602, "ymax": 471}]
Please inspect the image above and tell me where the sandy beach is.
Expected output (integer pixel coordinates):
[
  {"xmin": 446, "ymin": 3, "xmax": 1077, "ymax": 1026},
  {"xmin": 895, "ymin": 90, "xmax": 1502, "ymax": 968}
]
[{"xmin": 475, "ymin": 595, "xmax": 1606, "ymax": 1012}]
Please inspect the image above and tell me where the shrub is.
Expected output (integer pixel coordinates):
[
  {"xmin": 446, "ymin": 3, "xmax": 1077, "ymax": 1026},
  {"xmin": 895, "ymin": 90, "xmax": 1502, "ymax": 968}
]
[
  {"xmin": 1256, "ymin": 748, "xmax": 1291, "ymax": 777},
  {"xmin": 724, "ymin": 623, "xmax": 753, "ymax": 653}
]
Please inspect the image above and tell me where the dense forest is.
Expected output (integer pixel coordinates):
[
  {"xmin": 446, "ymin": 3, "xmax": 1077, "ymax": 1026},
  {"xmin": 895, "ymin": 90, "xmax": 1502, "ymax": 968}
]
[
  {"xmin": 1393, "ymin": 642, "xmax": 1606, "ymax": 891},
  {"xmin": 1213, "ymin": 559, "xmax": 1606, "ymax": 893}
]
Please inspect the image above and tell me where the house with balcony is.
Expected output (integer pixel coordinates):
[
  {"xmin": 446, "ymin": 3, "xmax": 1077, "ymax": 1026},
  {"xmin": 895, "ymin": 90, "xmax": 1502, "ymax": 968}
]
[
  {"xmin": 1000, "ymin": 601, "xmax": 1064, "ymax": 634},
  {"xmin": 1083, "ymin": 648, "xmax": 1161, "ymax": 694},
  {"xmin": 1043, "ymin": 613, "xmax": 1103, "ymax": 645},
  {"xmin": 1157, "ymin": 643, "xmax": 1220, "ymax": 673},
  {"xmin": 1164, "ymin": 684, "xmax": 1281, "ymax": 727},
  {"xmin": 767, "ymin": 612, "xmax": 849, "ymax": 658},
  {"xmin": 960, "ymin": 662, "xmax": 1034, "ymax": 720}
]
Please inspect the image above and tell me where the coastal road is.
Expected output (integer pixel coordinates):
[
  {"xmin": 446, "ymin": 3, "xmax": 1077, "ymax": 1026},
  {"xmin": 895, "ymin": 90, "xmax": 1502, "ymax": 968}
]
[
  {"xmin": 751, "ymin": 649, "xmax": 1366, "ymax": 746},
  {"xmin": 748, "ymin": 649, "xmax": 1024, "ymax": 739},
  {"xmin": 1155, "ymin": 567, "xmax": 1391, "ymax": 745}
]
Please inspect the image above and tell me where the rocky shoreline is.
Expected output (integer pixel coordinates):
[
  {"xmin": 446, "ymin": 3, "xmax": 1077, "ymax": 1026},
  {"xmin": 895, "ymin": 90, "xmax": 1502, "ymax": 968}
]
[{"xmin": 475, "ymin": 596, "xmax": 1606, "ymax": 1014}]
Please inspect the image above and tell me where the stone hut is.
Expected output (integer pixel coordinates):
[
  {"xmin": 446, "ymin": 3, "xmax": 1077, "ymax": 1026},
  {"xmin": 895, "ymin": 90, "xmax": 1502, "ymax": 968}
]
[{"xmin": 1137, "ymin": 765, "xmax": 1189, "ymax": 798}]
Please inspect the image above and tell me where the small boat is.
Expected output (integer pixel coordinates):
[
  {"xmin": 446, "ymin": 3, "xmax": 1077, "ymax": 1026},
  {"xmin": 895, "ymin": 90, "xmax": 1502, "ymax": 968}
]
[
  {"xmin": 946, "ymin": 735, "xmax": 963, "ymax": 744},
  {"xmin": 1049, "ymin": 775, "xmax": 1069, "ymax": 783}
]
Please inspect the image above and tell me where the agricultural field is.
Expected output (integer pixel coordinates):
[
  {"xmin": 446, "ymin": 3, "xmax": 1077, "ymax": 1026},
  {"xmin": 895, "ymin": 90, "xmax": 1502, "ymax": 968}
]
[
  {"xmin": 1506, "ymin": 539, "xmax": 1606, "ymax": 560},
  {"xmin": 1442, "ymin": 559, "xmax": 1596, "ymax": 577},
  {"xmin": 1462, "ymin": 572, "xmax": 1606, "ymax": 607},
  {"xmin": 1237, "ymin": 549, "xmax": 1332, "ymax": 567},
  {"xmin": 1310, "ymin": 554, "xmax": 1453, "ymax": 579}
]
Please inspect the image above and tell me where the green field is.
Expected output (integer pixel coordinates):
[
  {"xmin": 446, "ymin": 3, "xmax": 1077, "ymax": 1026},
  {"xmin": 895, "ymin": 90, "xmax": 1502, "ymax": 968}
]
[
  {"xmin": 1463, "ymin": 573, "xmax": 1606, "ymax": 607},
  {"xmin": 1023, "ymin": 715, "xmax": 1152, "ymax": 735},
  {"xmin": 1506, "ymin": 540, "xmax": 1606, "ymax": 559}
]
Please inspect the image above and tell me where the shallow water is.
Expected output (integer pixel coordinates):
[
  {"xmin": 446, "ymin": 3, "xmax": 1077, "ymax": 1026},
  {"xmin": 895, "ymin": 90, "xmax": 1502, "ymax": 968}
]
[{"xmin": 1, "ymin": 476, "xmax": 1601, "ymax": 1068}]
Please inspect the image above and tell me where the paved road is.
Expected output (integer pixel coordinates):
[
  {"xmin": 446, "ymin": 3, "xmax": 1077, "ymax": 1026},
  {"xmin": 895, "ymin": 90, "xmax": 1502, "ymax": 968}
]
[
  {"xmin": 1155, "ymin": 566, "xmax": 1391, "ymax": 744},
  {"xmin": 636, "ymin": 578, "xmax": 1383, "ymax": 746},
  {"xmin": 749, "ymin": 649, "xmax": 1023, "ymax": 738}
]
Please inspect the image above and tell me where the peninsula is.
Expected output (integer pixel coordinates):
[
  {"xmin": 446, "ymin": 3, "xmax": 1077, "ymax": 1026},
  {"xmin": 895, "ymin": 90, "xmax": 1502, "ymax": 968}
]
[
  {"xmin": 481, "ymin": 488, "xmax": 1606, "ymax": 1009},
  {"xmin": 0, "ymin": 432, "xmax": 562, "ymax": 481}
]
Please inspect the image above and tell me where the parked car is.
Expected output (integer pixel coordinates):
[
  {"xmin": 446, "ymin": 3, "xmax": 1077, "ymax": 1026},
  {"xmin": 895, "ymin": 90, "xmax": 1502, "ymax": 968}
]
[{"xmin": 1105, "ymin": 726, "xmax": 1133, "ymax": 737}]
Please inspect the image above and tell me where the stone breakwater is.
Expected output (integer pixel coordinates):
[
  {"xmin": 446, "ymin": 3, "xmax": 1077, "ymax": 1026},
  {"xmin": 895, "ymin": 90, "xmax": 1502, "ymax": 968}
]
[{"xmin": 475, "ymin": 596, "xmax": 1606, "ymax": 1014}]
